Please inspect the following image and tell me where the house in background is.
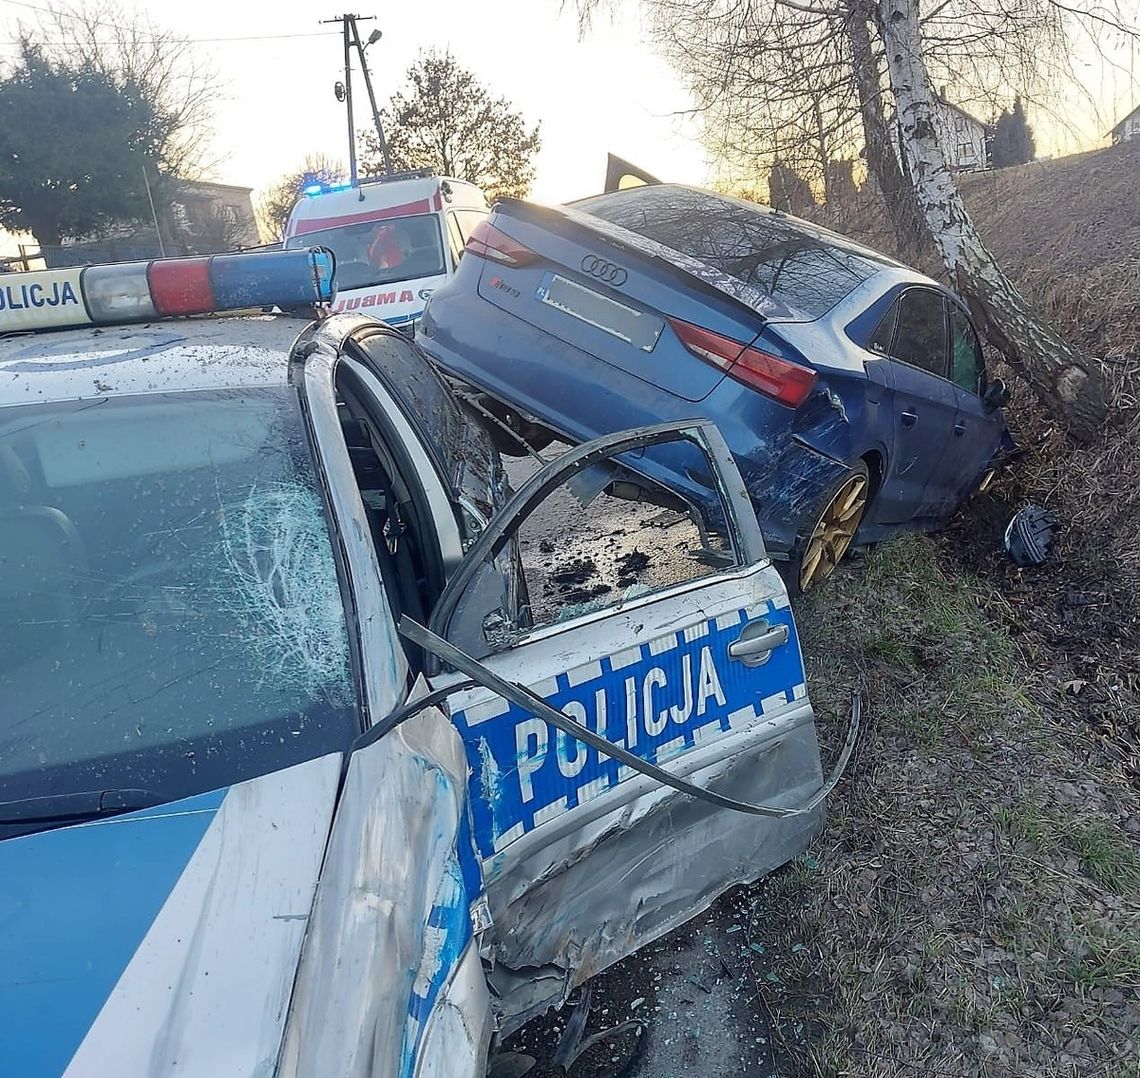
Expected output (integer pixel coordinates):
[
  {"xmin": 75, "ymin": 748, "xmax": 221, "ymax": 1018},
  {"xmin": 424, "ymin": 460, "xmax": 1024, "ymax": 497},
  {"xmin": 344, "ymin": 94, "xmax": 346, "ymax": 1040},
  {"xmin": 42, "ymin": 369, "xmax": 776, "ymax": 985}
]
[
  {"xmin": 11, "ymin": 178, "xmax": 263, "ymax": 271},
  {"xmin": 1110, "ymin": 104, "xmax": 1140, "ymax": 144},
  {"xmin": 931, "ymin": 93, "xmax": 988, "ymax": 172},
  {"xmin": 171, "ymin": 180, "xmax": 261, "ymax": 249}
]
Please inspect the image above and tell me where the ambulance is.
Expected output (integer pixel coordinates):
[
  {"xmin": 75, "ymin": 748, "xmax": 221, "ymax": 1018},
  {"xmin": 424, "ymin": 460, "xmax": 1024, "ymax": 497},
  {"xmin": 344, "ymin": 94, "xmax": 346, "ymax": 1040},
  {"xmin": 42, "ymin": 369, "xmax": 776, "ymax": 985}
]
[{"xmin": 282, "ymin": 170, "xmax": 489, "ymax": 332}]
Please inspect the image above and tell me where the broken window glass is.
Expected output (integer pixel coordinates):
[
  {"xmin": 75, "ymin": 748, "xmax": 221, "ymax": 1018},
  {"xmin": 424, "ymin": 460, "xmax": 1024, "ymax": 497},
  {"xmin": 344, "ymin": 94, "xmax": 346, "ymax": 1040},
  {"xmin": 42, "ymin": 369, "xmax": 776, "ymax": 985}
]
[
  {"xmin": 0, "ymin": 388, "xmax": 360, "ymax": 821},
  {"xmin": 447, "ymin": 435, "xmax": 743, "ymax": 654}
]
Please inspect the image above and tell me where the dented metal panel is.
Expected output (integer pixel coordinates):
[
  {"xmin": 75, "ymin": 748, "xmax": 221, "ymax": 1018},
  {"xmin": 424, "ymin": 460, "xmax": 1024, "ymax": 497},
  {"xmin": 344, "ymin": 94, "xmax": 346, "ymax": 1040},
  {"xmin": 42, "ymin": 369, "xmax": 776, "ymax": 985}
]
[
  {"xmin": 61, "ymin": 755, "xmax": 343, "ymax": 1077},
  {"xmin": 432, "ymin": 563, "xmax": 821, "ymax": 1029},
  {"xmin": 278, "ymin": 682, "xmax": 492, "ymax": 1078},
  {"xmin": 486, "ymin": 717, "xmax": 823, "ymax": 1036}
]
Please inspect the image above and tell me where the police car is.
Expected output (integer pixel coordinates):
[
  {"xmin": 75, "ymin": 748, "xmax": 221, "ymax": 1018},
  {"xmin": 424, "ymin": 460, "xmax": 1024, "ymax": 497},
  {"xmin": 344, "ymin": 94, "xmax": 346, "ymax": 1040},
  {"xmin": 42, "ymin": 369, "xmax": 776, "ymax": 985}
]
[{"xmin": 0, "ymin": 250, "xmax": 853, "ymax": 1077}]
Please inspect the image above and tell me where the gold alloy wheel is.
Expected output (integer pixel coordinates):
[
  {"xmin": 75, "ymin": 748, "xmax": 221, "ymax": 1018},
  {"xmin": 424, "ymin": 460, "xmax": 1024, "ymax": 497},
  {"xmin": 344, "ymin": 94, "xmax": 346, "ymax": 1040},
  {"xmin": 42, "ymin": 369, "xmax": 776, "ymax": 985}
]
[{"xmin": 799, "ymin": 472, "xmax": 870, "ymax": 592}]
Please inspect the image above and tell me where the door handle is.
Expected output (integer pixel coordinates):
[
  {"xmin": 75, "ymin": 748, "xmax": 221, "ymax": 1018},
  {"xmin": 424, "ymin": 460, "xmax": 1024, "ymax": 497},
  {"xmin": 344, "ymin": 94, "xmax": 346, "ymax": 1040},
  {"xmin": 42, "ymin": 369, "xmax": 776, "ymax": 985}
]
[
  {"xmin": 900, "ymin": 410, "xmax": 918, "ymax": 428},
  {"xmin": 954, "ymin": 421, "xmax": 967, "ymax": 436},
  {"xmin": 728, "ymin": 619, "xmax": 789, "ymax": 666}
]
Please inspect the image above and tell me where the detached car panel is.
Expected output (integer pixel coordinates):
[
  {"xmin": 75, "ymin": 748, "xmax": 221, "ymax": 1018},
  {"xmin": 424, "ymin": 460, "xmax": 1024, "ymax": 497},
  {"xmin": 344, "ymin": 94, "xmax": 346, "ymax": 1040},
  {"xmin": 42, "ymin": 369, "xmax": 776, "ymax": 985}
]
[{"xmin": 1, "ymin": 256, "xmax": 840, "ymax": 1077}]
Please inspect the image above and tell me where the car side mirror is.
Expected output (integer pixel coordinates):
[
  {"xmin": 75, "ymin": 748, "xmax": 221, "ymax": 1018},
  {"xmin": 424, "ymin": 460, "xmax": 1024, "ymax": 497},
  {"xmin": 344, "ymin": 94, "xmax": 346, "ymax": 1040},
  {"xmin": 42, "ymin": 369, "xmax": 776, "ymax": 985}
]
[{"xmin": 983, "ymin": 378, "xmax": 1010, "ymax": 411}]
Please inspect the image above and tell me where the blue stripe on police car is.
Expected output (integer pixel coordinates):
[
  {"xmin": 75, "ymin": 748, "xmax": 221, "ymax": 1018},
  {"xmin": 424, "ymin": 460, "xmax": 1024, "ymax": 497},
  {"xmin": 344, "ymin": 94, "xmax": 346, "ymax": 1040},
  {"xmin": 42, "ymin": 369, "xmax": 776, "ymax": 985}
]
[{"xmin": 452, "ymin": 603, "xmax": 804, "ymax": 860}]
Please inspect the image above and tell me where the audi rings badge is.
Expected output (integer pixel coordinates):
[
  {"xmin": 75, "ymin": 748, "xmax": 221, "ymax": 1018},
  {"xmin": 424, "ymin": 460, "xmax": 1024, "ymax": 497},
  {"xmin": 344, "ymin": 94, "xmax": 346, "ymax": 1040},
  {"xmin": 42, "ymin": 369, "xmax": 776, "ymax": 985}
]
[{"xmin": 580, "ymin": 254, "xmax": 629, "ymax": 287}]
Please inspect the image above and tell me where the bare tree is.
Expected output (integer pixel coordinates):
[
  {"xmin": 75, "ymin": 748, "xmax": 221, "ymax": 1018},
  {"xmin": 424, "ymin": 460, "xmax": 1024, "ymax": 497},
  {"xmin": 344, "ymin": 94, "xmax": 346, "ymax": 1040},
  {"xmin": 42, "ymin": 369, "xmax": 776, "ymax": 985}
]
[
  {"xmin": 877, "ymin": 0, "xmax": 1109, "ymax": 435},
  {"xmin": 359, "ymin": 50, "xmax": 541, "ymax": 200},
  {"xmin": 30, "ymin": 2, "xmax": 219, "ymax": 184},
  {"xmin": 570, "ymin": 0, "xmax": 1126, "ymax": 439},
  {"xmin": 257, "ymin": 155, "xmax": 345, "ymax": 243}
]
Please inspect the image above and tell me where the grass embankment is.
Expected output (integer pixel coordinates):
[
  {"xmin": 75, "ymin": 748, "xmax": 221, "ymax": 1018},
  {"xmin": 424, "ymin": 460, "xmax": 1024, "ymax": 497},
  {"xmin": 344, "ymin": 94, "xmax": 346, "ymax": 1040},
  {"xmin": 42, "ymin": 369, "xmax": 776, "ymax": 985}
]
[{"xmin": 747, "ymin": 534, "xmax": 1140, "ymax": 1077}]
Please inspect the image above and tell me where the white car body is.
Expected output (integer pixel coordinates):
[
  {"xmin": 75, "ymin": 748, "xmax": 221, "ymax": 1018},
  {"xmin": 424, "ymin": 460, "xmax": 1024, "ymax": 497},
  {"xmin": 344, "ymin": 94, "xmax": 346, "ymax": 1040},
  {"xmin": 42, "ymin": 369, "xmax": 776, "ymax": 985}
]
[{"xmin": 1, "ymin": 272, "xmax": 850, "ymax": 1076}]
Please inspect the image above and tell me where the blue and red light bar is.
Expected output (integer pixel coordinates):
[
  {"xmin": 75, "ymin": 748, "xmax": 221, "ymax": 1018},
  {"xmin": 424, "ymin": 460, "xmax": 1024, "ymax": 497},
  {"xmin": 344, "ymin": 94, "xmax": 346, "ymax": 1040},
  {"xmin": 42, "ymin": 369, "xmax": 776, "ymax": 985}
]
[{"xmin": 0, "ymin": 249, "xmax": 335, "ymax": 334}]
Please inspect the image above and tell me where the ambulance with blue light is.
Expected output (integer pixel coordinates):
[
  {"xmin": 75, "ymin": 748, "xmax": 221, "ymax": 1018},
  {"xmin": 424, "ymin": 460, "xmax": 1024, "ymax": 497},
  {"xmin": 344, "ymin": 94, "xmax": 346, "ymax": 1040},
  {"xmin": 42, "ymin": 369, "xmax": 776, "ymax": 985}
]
[
  {"xmin": 282, "ymin": 171, "xmax": 489, "ymax": 333},
  {"xmin": 0, "ymin": 249, "xmax": 855, "ymax": 1077}
]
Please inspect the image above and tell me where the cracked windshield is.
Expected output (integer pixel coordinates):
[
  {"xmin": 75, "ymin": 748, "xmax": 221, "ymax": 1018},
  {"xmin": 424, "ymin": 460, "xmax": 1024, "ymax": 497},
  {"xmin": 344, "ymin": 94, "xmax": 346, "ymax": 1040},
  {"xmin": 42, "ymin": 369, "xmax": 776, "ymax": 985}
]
[{"xmin": 0, "ymin": 389, "xmax": 358, "ymax": 817}]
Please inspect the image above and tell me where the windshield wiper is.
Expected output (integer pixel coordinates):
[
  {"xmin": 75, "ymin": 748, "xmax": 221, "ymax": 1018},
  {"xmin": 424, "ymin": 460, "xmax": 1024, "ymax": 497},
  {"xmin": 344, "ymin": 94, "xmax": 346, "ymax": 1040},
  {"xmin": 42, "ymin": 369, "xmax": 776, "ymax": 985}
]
[{"xmin": 0, "ymin": 788, "xmax": 165, "ymax": 825}]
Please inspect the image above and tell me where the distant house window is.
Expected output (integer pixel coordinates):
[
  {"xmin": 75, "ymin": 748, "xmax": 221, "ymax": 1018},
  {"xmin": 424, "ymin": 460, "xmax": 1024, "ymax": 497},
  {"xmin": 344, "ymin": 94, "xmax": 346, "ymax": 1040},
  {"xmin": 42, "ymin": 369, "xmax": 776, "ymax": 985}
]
[{"xmin": 222, "ymin": 204, "xmax": 240, "ymax": 225}]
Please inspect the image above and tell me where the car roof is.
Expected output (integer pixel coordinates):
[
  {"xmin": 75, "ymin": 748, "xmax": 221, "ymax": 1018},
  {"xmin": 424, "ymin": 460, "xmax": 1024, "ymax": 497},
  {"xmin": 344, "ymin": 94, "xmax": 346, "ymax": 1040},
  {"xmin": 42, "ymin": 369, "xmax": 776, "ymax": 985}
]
[
  {"xmin": 0, "ymin": 314, "xmax": 312, "ymax": 408},
  {"xmin": 574, "ymin": 183, "xmax": 906, "ymax": 271}
]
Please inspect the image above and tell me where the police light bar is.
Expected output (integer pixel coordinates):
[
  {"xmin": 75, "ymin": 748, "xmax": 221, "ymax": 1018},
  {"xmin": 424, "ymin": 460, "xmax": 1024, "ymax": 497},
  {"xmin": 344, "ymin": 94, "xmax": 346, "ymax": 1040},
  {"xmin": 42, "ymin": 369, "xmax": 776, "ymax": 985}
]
[{"xmin": 0, "ymin": 249, "xmax": 336, "ymax": 334}]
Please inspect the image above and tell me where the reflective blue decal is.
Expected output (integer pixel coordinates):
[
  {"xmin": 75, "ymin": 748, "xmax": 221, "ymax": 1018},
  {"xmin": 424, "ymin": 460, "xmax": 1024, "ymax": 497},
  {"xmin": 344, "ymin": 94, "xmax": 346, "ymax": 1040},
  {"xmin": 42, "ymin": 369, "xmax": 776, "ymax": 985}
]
[
  {"xmin": 399, "ymin": 850, "xmax": 474, "ymax": 1076},
  {"xmin": 452, "ymin": 604, "xmax": 805, "ymax": 860},
  {"xmin": 0, "ymin": 789, "xmax": 225, "ymax": 1078}
]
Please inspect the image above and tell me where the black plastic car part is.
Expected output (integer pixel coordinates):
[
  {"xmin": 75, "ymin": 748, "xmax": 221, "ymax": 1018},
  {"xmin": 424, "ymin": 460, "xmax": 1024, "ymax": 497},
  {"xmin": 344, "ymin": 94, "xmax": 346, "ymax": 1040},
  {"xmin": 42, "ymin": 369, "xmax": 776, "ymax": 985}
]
[{"xmin": 1003, "ymin": 504, "xmax": 1061, "ymax": 566}]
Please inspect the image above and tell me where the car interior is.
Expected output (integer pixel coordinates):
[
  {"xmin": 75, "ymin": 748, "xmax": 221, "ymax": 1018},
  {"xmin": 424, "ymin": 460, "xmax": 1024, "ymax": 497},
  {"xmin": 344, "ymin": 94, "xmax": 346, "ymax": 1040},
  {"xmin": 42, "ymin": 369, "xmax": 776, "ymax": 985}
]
[{"xmin": 335, "ymin": 372, "xmax": 443, "ymax": 671}]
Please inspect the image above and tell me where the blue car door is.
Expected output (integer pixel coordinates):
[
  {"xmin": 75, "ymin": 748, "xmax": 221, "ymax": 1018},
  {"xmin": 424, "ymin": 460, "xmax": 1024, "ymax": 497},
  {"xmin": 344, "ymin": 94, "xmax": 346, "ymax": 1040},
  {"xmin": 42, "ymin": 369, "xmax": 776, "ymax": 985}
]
[
  {"xmin": 874, "ymin": 287, "xmax": 961, "ymax": 523},
  {"xmin": 936, "ymin": 304, "xmax": 1007, "ymax": 511}
]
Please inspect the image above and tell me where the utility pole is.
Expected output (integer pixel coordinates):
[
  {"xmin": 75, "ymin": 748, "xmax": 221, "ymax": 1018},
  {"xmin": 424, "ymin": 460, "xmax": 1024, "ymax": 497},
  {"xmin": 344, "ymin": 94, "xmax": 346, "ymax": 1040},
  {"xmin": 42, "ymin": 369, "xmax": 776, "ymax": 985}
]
[
  {"xmin": 140, "ymin": 162, "xmax": 167, "ymax": 257},
  {"xmin": 350, "ymin": 20, "xmax": 393, "ymax": 176},
  {"xmin": 321, "ymin": 12, "xmax": 393, "ymax": 185}
]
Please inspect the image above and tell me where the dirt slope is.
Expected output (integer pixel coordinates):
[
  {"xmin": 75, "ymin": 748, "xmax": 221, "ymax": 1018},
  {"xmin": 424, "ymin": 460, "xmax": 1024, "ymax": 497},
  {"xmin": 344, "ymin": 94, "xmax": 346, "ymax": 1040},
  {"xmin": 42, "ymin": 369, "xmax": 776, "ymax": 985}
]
[{"xmin": 960, "ymin": 142, "xmax": 1140, "ymax": 360}]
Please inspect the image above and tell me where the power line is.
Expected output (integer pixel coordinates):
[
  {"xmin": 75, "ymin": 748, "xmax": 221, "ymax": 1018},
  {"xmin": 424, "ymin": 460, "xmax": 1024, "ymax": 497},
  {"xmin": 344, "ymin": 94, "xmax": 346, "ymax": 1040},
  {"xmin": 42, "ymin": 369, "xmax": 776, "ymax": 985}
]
[
  {"xmin": 0, "ymin": 0, "xmax": 339, "ymax": 44},
  {"xmin": 0, "ymin": 31, "xmax": 339, "ymax": 44}
]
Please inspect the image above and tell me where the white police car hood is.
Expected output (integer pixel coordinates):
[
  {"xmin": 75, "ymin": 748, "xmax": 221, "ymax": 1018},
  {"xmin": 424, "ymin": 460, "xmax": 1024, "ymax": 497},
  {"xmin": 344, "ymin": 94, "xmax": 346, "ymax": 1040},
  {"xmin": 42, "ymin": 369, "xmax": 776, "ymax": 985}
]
[{"xmin": 0, "ymin": 755, "xmax": 343, "ymax": 1078}]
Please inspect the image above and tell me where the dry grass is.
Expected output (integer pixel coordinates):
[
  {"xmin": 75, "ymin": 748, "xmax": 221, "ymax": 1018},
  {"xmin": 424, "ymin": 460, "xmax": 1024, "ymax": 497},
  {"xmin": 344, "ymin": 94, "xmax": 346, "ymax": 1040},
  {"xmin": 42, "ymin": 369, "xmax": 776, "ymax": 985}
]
[
  {"xmin": 744, "ymin": 535, "xmax": 1140, "ymax": 1078},
  {"xmin": 736, "ymin": 146, "xmax": 1140, "ymax": 1077}
]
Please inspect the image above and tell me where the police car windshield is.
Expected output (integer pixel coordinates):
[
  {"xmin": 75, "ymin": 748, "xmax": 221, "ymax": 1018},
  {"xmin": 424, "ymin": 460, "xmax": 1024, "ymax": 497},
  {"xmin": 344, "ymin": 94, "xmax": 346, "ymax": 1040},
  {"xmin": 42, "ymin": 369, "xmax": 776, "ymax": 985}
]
[
  {"xmin": 286, "ymin": 214, "xmax": 446, "ymax": 291},
  {"xmin": 0, "ymin": 388, "xmax": 360, "ymax": 836}
]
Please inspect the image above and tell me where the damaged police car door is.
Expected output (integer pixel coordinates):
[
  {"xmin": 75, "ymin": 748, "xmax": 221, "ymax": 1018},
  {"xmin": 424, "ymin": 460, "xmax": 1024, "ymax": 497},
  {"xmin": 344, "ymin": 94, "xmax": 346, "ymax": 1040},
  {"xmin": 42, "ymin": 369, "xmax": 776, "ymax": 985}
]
[{"xmin": 411, "ymin": 421, "xmax": 828, "ymax": 1032}]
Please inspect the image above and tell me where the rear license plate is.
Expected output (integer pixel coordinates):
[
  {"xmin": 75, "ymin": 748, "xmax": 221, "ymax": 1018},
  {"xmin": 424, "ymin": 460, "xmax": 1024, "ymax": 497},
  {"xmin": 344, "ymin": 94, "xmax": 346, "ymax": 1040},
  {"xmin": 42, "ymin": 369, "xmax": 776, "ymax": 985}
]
[{"xmin": 537, "ymin": 274, "xmax": 663, "ymax": 352}]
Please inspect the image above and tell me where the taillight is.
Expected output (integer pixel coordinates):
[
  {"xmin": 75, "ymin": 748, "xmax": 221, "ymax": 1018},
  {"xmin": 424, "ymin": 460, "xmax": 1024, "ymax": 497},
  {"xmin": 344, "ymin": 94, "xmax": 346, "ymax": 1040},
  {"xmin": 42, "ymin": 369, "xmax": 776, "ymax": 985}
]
[
  {"xmin": 465, "ymin": 219, "xmax": 538, "ymax": 267},
  {"xmin": 667, "ymin": 316, "xmax": 817, "ymax": 407}
]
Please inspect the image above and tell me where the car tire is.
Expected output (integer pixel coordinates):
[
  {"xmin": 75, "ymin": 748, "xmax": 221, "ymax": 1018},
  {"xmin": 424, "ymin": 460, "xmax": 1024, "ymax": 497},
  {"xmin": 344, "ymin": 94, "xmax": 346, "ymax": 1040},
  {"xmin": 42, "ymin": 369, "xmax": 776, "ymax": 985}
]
[{"xmin": 780, "ymin": 460, "xmax": 871, "ymax": 596}]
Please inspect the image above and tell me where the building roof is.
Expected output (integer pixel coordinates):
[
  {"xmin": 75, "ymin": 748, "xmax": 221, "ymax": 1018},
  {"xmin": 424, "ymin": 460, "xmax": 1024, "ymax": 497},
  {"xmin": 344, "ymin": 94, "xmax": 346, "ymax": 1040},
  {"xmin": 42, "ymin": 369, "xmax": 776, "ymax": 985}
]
[
  {"xmin": 176, "ymin": 180, "xmax": 256, "ymax": 198},
  {"xmin": 1111, "ymin": 103, "xmax": 1140, "ymax": 135},
  {"xmin": 934, "ymin": 94, "xmax": 986, "ymax": 130},
  {"xmin": 0, "ymin": 315, "xmax": 310, "ymax": 408}
]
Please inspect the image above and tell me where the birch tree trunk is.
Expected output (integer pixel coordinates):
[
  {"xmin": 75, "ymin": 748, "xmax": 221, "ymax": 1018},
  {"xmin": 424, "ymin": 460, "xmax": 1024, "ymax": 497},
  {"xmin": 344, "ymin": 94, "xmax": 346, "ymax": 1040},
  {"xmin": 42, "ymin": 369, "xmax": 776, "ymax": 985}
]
[
  {"xmin": 876, "ymin": 0, "xmax": 1110, "ymax": 442},
  {"xmin": 845, "ymin": 3, "xmax": 930, "ymax": 265}
]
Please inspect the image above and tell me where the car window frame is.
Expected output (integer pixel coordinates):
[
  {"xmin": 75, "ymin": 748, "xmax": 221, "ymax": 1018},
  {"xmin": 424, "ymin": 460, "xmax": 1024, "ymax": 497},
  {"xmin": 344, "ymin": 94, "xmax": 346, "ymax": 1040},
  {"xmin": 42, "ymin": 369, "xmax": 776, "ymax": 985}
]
[
  {"xmin": 948, "ymin": 301, "xmax": 987, "ymax": 397},
  {"xmin": 295, "ymin": 329, "xmax": 412, "ymax": 725},
  {"xmin": 885, "ymin": 286, "xmax": 952, "ymax": 382},
  {"xmin": 427, "ymin": 420, "xmax": 767, "ymax": 673},
  {"xmin": 452, "ymin": 208, "xmax": 489, "ymax": 242},
  {"xmin": 444, "ymin": 211, "xmax": 465, "ymax": 270}
]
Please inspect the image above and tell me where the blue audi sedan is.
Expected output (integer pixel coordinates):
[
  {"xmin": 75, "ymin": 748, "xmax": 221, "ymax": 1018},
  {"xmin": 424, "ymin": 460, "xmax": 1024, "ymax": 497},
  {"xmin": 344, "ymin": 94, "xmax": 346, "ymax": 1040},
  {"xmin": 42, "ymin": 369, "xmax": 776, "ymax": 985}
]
[{"xmin": 418, "ymin": 183, "xmax": 1013, "ymax": 592}]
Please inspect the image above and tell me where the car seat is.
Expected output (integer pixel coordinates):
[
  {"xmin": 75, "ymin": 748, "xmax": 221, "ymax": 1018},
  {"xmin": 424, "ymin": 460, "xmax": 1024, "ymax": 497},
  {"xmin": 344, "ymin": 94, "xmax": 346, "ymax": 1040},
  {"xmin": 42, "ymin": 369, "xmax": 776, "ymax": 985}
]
[{"xmin": 0, "ymin": 444, "xmax": 88, "ymax": 672}]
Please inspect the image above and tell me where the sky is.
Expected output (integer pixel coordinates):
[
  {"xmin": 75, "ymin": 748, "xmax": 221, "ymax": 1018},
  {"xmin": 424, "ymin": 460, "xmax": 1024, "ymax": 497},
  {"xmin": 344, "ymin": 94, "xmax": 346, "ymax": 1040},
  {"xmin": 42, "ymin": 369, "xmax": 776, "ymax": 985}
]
[
  {"xmin": 0, "ymin": 0, "xmax": 708, "ymax": 216},
  {"xmin": 0, "ymin": 0, "xmax": 1136, "ymax": 255}
]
